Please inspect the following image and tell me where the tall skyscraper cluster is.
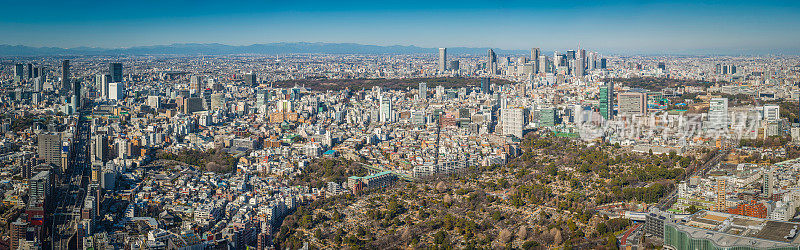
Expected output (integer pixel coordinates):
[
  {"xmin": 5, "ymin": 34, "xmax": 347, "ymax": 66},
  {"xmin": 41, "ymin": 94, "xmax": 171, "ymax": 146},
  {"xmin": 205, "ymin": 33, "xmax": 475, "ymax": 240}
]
[{"xmin": 480, "ymin": 46, "xmax": 605, "ymax": 77}]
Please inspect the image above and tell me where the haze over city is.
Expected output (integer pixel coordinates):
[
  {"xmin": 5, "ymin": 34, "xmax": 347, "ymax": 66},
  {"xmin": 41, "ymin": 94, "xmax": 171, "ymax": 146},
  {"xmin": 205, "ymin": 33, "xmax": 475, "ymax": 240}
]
[{"xmin": 1, "ymin": 0, "xmax": 800, "ymax": 54}]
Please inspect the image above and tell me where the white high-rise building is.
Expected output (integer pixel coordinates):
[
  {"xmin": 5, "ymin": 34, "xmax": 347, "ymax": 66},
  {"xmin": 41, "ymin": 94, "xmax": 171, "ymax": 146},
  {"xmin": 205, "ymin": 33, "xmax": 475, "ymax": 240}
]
[
  {"xmin": 438, "ymin": 48, "xmax": 447, "ymax": 73},
  {"xmin": 501, "ymin": 107, "xmax": 527, "ymax": 138},
  {"xmin": 95, "ymin": 74, "xmax": 111, "ymax": 100},
  {"xmin": 708, "ymin": 98, "xmax": 728, "ymax": 130},
  {"xmin": 379, "ymin": 95, "xmax": 392, "ymax": 123},
  {"xmin": 418, "ymin": 82, "xmax": 427, "ymax": 101},
  {"xmin": 108, "ymin": 82, "xmax": 124, "ymax": 101}
]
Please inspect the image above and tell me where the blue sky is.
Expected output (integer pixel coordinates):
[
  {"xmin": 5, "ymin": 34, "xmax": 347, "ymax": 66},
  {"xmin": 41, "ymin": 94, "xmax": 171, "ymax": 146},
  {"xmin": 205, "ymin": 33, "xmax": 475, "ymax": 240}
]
[{"xmin": 1, "ymin": 0, "xmax": 799, "ymax": 54}]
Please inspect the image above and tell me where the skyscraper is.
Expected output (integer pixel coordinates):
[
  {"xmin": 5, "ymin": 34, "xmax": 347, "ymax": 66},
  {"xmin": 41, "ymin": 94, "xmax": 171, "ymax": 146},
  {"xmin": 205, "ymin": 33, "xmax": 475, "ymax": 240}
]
[
  {"xmin": 418, "ymin": 82, "xmax": 427, "ymax": 101},
  {"xmin": 538, "ymin": 55, "xmax": 548, "ymax": 74},
  {"xmin": 108, "ymin": 63, "xmax": 123, "ymax": 83},
  {"xmin": 599, "ymin": 82, "xmax": 614, "ymax": 119},
  {"xmin": 501, "ymin": 107, "xmax": 528, "ymax": 138},
  {"xmin": 708, "ymin": 98, "xmax": 728, "ymax": 130},
  {"xmin": 38, "ymin": 132, "xmax": 62, "ymax": 168},
  {"xmin": 108, "ymin": 82, "xmax": 124, "ymax": 101},
  {"xmin": 190, "ymin": 75, "xmax": 203, "ymax": 94},
  {"xmin": 91, "ymin": 135, "xmax": 109, "ymax": 164},
  {"xmin": 26, "ymin": 63, "xmax": 33, "ymax": 79},
  {"xmin": 61, "ymin": 60, "xmax": 70, "ymax": 91},
  {"xmin": 438, "ymin": 48, "xmax": 447, "ymax": 72},
  {"xmin": 449, "ymin": 60, "xmax": 459, "ymax": 71},
  {"xmin": 576, "ymin": 49, "xmax": 586, "ymax": 76},
  {"xmin": 480, "ymin": 77, "xmax": 491, "ymax": 94},
  {"xmin": 487, "ymin": 49, "xmax": 497, "ymax": 75},
  {"xmin": 95, "ymin": 74, "xmax": 111, "ymax": 100},
  {"xmin": 245, "ymin": 73, "xmax": 257, "ymax": 86},
  {"xmin": 379, "ymin": 94, "xmax": 392, "ymax": 123},
  {"xmin": 14, "ymin": 64, "xmax": 24, "ymax": 82},
  {"xmin": 531, "ymin": 48, "xmax": 541, "ymax": 74}
]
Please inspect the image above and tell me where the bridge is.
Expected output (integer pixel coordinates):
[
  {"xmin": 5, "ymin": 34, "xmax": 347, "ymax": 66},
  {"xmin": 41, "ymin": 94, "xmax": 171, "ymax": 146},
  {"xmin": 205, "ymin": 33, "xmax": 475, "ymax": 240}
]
[{"xmin": 354, "ymin": 162, "xmax": 418, "ymax": 182}]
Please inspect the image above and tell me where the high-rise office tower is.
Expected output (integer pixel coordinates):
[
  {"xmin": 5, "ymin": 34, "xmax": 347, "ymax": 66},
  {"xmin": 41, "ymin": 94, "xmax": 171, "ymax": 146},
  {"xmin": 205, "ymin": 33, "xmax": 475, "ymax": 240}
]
[
  {"xmin": 256, "ymin": 89, "xmax": 268, "ymax": 111},
  {"xmin": 26, "ymin": 63, "xmax": 33, "ymax": 79},
  {"xmin": 538, "ymin": 55, "xmax": 548, "ymax": 74},
  {"xmin": 438, "ymin": 48, "xmax": 447, "ymax": 72},
  {"xmin": 487, "ymin": 49, "xmax": 497, "ymax": 75},
  {"xmin": 531, "ymin": 48, "xmax": 541, "ymax": 74},
  {"xmin": 379, "ymin": 94, "xmax": 392, "ymax": 123},
  {"xmin": 37, "ymin": 132, "xmax": 62, "ymax": 168},
  {"xmin": 190, "ymin": 75, "xmax": 203, "ymax": 94},
  {"xmin": 576, "ymin": 49, "xmax": 586, "ymax": 76},
  {"xmin": 33, "ymin": 67, "xmax": 39, "ymax": 78},
  {"xmin": 449, "ymin": 60, "xmax": 459, "ymax": 71},
  {"xmin": 95, "ymin": 74, "xmax": 109, "ymax": 99},
  {"xmin": 480, "ymin": 77, "xmax": 491, "ymax": 94},
  {"xmin": 566, "ymin": 50, "xmax": 576, "ymax": 60},
  {"xmin": 657, "ymin": 62, "xmax": 666, "ymax": 70},
  {"xmin": 245, "ymin": 73, "xmax": 257, "ymax": 86},
  {"xmin": 617, "ymin": 92, "xmax": 647, "ymax": 115},
  {"xmin": 418, "ymin": 82, "xmax": 427, "ymax": 101},
  {"xmin": 61, "ymin": 60, "xmax": 70, "ymax": 91},
  {"xmin": 501, "ymin": 107, "xmax": 528, "ymax": 138},
  {"xmin": 91, "ymin": 135, "xmax": 109, "ymax": 164},
  {"xmin": 600, "ymin": 58, "xmax": 607, "ymax": 69},
  {"xmin": 108, "ymin": 63, "xmax": 123, "ymax": 83},
  {"xmin": 708, "ymin": 98, "xmax": 729, "ymax": 130},
  {"xmin": 108, "ymin": 82, "xmax": 124, "ymax": 101},
  {"xmin": 14, "ymin": 64, "xmax": 24, "ymax": 82},
  {"xmin": 599, "ymin": 82, "xmax": 614, "ymax": 119}
]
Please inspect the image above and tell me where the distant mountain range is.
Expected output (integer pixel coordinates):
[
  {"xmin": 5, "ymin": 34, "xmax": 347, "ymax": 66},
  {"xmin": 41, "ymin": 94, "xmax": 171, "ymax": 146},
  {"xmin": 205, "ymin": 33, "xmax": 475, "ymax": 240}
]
[{"xmin": 0, "ymin": 42, "xmax": 528, "ymax": 56}]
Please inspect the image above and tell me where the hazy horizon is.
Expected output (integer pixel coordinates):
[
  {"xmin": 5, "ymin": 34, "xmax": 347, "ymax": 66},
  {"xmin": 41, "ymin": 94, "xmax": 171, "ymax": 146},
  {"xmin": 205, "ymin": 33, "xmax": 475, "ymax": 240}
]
[{"xmin": 2, "ymin": 0, "xmax": 799, "ymax": 55}]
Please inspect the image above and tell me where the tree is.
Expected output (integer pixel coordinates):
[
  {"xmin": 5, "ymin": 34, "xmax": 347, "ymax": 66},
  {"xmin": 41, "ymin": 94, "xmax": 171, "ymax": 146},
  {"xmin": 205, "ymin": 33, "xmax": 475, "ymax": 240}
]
[
  {"xmin": 687, "ymin": 205, "xmax": 699, "ymax": 214},
  {"xmin": 434, "ymin": 230, "xmax": 448, "ymax": 245},
  {"xmin": 606, "ymin": 234, "xmax": 619, "ymax": 250}
]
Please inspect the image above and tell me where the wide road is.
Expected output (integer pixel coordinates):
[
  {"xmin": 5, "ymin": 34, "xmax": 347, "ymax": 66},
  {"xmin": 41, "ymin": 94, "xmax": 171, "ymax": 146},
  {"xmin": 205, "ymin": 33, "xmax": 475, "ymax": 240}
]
[
  {"xmin": 50, "ymin": 110, "xmax": 92, "ymax": 249},
  {"xmin": 656, "ymin": 150, "xmax": 729, "ymax": 210}
]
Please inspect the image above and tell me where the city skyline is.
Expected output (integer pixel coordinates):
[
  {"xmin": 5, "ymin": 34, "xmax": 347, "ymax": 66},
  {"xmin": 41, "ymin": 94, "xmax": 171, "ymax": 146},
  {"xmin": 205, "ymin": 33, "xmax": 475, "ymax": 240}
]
[{"xmin": 1, "ymin": 0, "xmax": 799, "ymax": 55}]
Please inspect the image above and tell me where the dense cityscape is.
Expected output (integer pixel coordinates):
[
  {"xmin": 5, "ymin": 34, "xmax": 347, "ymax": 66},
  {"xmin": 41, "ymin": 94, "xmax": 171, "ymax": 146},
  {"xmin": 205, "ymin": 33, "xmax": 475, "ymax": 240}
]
[{"xmin": 0, "ymin": 47, "xmax": 798, "ymax": 249}]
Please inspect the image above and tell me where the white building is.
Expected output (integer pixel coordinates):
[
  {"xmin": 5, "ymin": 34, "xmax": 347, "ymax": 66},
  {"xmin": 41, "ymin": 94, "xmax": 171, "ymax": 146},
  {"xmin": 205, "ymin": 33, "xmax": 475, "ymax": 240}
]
[
  {"xmin": 501, "ymin": 107, "xmax": 527, "ymax": 138},
  {"xmin": 108, "ymin": 82, "xmax": 124, "ymax": 101},
  {"xmin": 708, "ymin": 98, "xmax": 728, "ymax": 130}
]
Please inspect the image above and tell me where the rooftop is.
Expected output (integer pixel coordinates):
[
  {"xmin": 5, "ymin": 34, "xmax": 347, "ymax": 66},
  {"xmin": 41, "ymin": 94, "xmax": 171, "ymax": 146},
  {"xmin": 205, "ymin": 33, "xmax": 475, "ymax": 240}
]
[{"xmin": 671, "ymin": 210, "xmax": 800, "ymax": 248}]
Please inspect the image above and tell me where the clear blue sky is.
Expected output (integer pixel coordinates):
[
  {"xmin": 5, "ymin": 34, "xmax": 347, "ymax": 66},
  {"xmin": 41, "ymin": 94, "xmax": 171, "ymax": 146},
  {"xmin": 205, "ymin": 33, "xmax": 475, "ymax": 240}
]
[{"xmin": 2, "ymin": 0, "xmax": 799, "ymax": 54}]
